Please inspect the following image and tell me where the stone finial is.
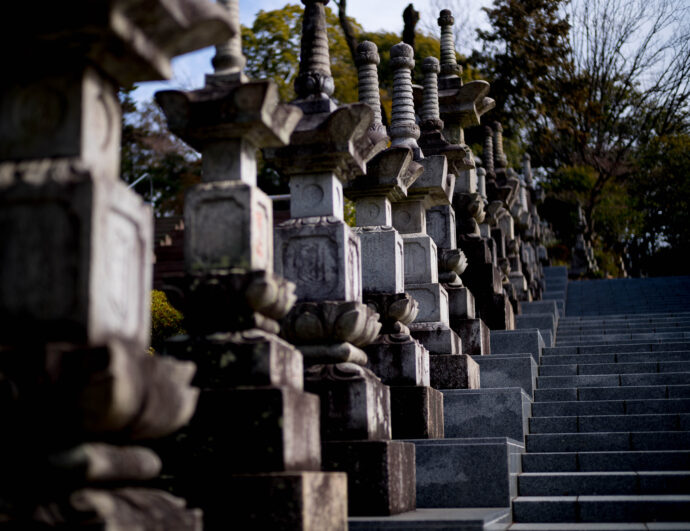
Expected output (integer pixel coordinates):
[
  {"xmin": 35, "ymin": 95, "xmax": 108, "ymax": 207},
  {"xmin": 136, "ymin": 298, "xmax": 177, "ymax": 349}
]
[
  {"xmin": 493, "ymin": 121, "xmax": 508, "ymax": 170},
  {"xmin": 483, "ymin": 126, "xmax": 495, "ymax": 177},
  {"xmin": 209, "ymin": 0, "xmax": 247, "ymax": 83},
  {"xmin": 390, "ymin": 42, "xmax": 422, "ymax": 160},
  {"xmin": 356, "ymin": 41, "xmax": 388, "ymax": 143},
  {"xmin": 294, "ymin": 0, "xmax": 335, "ymax": 100},
  {"xmin": 438, "ymin": 10, "xmax": 462, "ymax": 79},
  {"xmin": 421, "ymin": 57, "xmax": 443, "ymax": 130},
  {"xmin": 523, "ymin": 153, "xmax": 533, "ymax": 186}
]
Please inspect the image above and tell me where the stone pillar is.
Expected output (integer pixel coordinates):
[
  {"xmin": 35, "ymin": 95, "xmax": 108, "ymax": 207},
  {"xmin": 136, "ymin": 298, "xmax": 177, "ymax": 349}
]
[
  {"xmin": 0, "ymin": 1, "xmax": 235, "ymax": 527},
  {"xmin": 388, "ymin": 42, "xmax": 478, "ymax": 389},
  {"xmin": 264, "ymin": 2, "xmax": 415, "ymax": 516},
  {"xmin": 154, "ymin": 2, "xmax": 347, "ymax": 528},
  {"xmin": 346, "ymin": 42, "xmax": 444, "ymax": 440}
]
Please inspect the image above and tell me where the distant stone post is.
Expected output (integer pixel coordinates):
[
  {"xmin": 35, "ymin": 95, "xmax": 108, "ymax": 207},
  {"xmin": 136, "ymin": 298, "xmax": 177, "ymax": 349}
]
[
  {"xmin": 154, "ymin": 1, "xmax": 349, "ymax": 528},
  {"xmin": 0, "ymin": 1, "xmax": 235, "ymax": 527},
  {"xmin": 264, "ymin": 0, "xmax": 416, "ymax": 517},
  {"xmin": 345, "ymin": 41, "xmax": 444, "ymax": 440}
]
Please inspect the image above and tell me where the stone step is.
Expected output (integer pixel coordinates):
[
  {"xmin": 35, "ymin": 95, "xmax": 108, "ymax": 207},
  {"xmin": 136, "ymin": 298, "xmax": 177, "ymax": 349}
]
[
  {"xmin": 522, "ymin": 450, "xmax": 690, "ymax": 472},
  {"xmin": 509, "ymin": 523, "xmax": 690, "ymax": 531},
  {"xmin": 534, "ymin": 385, "xmax": 690, "ymax": 402},
  {"xmin": 559, "ymin": 311, "xmax": 690, "ymax": 321},
  {"xmin": 532, "ymin": 398, "xmax": 690, "ymax": 417},
  {"xmin": 539, "ymin": 361, "xmax": 690, "ymax": 376},
  {"xmin": 529, "ymin": 413, "xmax": 690, "ymax": 434},
  {"xmin": 518, "ymin": 471, "xmax": 690, "ymax": 496},
  {"xmin": 526, "ymin": 431, "xmax": 690, "ymax": 453},
  {"xmin": 541, "ymin": 351, "xmax": 690, "ymax": 365},
  {"xmin": 558, "ymin": 315, "xmax": 690, "ymax": 327},
  {"xmin": 543, "ymin": 342, "xmax": 690, "ymax": 356},
  {"xmin": 536, "ymin": 372, "xmax": 690, "ymax": 389},
  {"xmin": 556, "ymin": 326, "xmax": 690, "ymax": 337},
  {"xmin": 512, "ymin": 495, "xmax": 690, "ymax": 523},
  {"xmin": 556, "ymin": 333, "xmax": 690, "ymax": 346}
]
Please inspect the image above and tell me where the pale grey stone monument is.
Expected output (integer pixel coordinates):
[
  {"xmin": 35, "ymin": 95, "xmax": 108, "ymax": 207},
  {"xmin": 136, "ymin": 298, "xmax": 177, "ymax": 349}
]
[
  {"xmin": 0, "ymin": 0, "xmax": 235, "ymax": 527},
  {"xmin": 346, "ymin": 41, "xmax": 444, "ymax": 439},
  {"xmin": 387, "ymin": 42, "xmax": 479, "ymax": 389},
  {"xmin": 264, "ymin": 1, "xmax": 416, "ymax": 516},
  {"xmin": 155, "ymin": 1, "xmax": 347, "ymax": 528}
]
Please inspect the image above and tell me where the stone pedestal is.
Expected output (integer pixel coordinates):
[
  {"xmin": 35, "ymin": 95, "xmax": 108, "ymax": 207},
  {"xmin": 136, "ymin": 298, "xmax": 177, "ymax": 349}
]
[
  {"xmin": 430, "ymin": 354, "xmax": 480, "ymax": 389},
  {"xmin": 390, "ymin": 387, "xmax": 444, "ymax": 439}
]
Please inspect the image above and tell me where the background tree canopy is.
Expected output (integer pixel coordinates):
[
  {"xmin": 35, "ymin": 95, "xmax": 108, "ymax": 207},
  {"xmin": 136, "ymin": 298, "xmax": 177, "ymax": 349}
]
[{"xmin": 122, "ymin": 0, "xmax": 690, "ymax": 277}]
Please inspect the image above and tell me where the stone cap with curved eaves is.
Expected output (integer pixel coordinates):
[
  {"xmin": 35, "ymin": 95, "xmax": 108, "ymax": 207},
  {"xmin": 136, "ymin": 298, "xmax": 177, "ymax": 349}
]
[
  {"xmin": 6, "ymin": 0, "xmax": 235, "ymax": 85},
  {"xmin": 264, "ymin": 103, "xmax": 387, "ymax": 182},
  {"xmin": 344, "ymin": 147, "xmax": 424, "ymax": 203},
  {"xmin": 439, "ymin": 80, "xmax": 496, "ymax": 129},
  {"xmin": 408, "ymin": 154, "xmax": 455, "ymax": 207},
  {"xmin": 155, "ymin": 80, "xmax": 303, "ymax": 151}
]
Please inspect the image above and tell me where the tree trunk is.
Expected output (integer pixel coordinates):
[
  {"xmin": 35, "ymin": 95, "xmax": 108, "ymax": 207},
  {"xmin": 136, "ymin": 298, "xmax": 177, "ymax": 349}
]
[
  {"xmin": 402, "ymin": 4, "xmax": 420, "ymax": 51},
  {"xmin": 334, "ymin": 0, "xmax": 359, "ymax": 66}
]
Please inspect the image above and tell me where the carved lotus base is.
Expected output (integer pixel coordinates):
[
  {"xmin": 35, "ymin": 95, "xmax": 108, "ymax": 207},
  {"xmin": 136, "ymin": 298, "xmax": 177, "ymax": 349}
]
[{"xmin": 364, "ymin": 292, "xmax": 418, "ymax": 334}]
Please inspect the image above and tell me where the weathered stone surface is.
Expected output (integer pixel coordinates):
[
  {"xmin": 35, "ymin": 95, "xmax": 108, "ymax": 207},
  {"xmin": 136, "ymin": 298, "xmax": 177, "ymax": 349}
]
[
  {"xmin": 365, "ymin": 336, "xmax": 430, "ymax": 387},
  {"xmin": 305, "ymin": 363, "xmax": 392, "ymax": 441},
  {"xmin": 490, "ymin": 329, "xmax": 545, "ymax": 361},
  {"xmin": 354, "ymin": 226, "xmax": 405, "ymax": 294},
  {"xmin": 185, "ymin": 181, "xmax": 273, "ymax": 273},
  {"xmin": 323, "ymin": 440, "xmax": 416, "ymax": 516},
  {"xmin": 454, "ymin": 318, "xmax": 491, "ymax": 356},
  {"xmin": 290, "ymin": 172, "xmax": 345, "ymax": 219},
  {"xmin": 205, "ymin": 472, "xmax": 348, "ymax": 531},
  {"xmin": 364, "ymin": 292, "xmax": 419, "ymax": 333},
  {"xmin": 429, "ymin": 354, "xmax": 480, "ymax": 389},
  {"xmin": 413, "ymin": 437, "xmax": 522, "ymax": 508},
  {"xmin": 410, "ymin": 155, "xmax": 454, "ymax": 206},
  {"xmin": 442, "ymin": 388, "xmax": 532, "ymax": 442},
  {"xmin": 0, "ymin": 173, "xmax": 152, "ymax": 351},
  {"xmin": 472, "ymin": 353, "xmax": 537, "ymax": 397},
  {"xmin": 390, "ymin": 386, "xmax": 444, "ymax": 439},
  {"xmin": 275, "ymin": 217, "xmax": 362, "ymax": 303},
  {"xmin": 447, "ymin": 286, "xmax": 476, "ymax": 320},
  {"xmin": 407, "ymin": 284, "xmax": 449, "ymax": 325},
  {"xmin": 409, "ymin": 322, "xmax": 462, "ymax": 355},
  {"xmin": 165, "ymin": 329, "xmax": 303, "ymax": 390},
  {"xmin": 166, "ymin": 387, "xmax": 321, "ymax": 474},
  {"xmin": 402, "ymin": 235, "xmax": 439, "ymax": 285}
]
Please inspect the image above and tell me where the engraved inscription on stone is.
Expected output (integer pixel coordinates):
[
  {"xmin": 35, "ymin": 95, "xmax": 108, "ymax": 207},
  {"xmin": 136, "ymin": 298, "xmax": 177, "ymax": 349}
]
[
  {"xmin": 190, "ymin": 196, "xmax": 247, "ymax": 268},
  {"xmin": 405, "ymin": 241, "xmax": 427, "ymax": 279},
  {"xmin": 284, "ymin": 235, "xmax": 338, "ymax": 299},
  {"xmin": 304, "ymin": 184, "xmax": 324, "ymax": 207},
  {"xmin": 412, "ymin": 287, "xmax": 437, "ymax": 322}
]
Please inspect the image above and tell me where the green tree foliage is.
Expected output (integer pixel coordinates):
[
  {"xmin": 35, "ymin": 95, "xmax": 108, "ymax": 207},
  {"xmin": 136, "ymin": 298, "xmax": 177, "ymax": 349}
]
[
  {"xmin": 150, "ymin": 290, "xmax": 185, "ymax": 353},
  {"xmin": 120, "ymin": 87, "xmax": 200, "ymax": 216}
]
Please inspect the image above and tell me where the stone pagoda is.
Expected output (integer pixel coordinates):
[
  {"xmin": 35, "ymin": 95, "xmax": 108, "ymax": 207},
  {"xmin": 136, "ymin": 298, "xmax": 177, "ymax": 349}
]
[
  {"xmin": 0, "ymin": 0, "xmax": 234, "ymax": 527},
  {"xmin": 264, "ymin": 0, "xmax": 416, "ymax": 517},
  {"xmin": 155, "ymin": 1, "xmax": 347, "ymax": 528},
  {"xmin": 345, "ymin": 41, "xmax": 444, "ymax": 440}
]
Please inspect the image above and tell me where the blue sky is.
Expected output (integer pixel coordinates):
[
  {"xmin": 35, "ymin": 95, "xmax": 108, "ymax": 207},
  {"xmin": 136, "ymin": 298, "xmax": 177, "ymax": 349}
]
[{"xmin": 132, "ymin": 0, "xmax": 490, "ymax": 104}]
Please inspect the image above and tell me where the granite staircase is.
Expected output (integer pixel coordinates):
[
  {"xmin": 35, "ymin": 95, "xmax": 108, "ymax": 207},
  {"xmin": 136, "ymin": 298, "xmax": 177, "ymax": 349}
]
[{"xmin": 511, "ymin": 277, "xmax": 690, "ymax": 530}]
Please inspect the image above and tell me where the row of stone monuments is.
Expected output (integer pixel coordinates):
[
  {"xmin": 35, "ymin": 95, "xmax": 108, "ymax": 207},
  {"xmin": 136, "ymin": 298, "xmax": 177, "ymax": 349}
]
[{"xmin": 0, "ymin": 0, "xmax": 551, "ymax": 528}]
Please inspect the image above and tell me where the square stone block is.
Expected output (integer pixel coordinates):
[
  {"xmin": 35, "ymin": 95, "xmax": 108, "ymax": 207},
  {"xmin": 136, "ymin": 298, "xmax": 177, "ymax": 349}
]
[
  {"xmin": 426, "ymin": 205, "xmax": 456, "ymax": 250},
  {"xmin": 407, "ymin": 284, "xmax": 448, "ymax": 325},
  {"xmin": 185, "ymin": 181, "xmax": 273, "ymax": 273},
  {"xmin": 455, "ymin": 167, "xmax": 477, "ymax": 194},
  {"xmin": 477, "ymin": 293, "xmax": 515, "ymax": 330},
  {"xmin": 520, "ymin": 300, "xmax": 558, "ymax": 318},
  {"xmin": 306, "ymin": 365, "xmax": 392, "ymax": 441},
  {"xmin": 323, "ymin": 440, "xmax": 416, "ymax": 516},
  {"xmin": 390, "ymin": 386, "xmax": 444, "ymax": 439},
  {"xmin": 171, "ymin": 387, "xmax": 322, "ymax": 474},
  {"xmin": 447, "ymin": 286, "xmax": 476, "ymax": 320},
  {"xmin": 275, "ymin": 218, "xmax": 361, "ymax": 303},
  {"xmin": 203, "ymin": 472, "xmax": 348, "ymax": 531},
  {"xmin": 409, "ymin": 322, "xmax": 461, "ymax": 355},
  {"xmin": 491, "ymin": 329, "xmax": 545, "ymax": 361},
  {"xmin": 411, "ymin": 437, "xmax": 523, "ymax": 508},
  {"xmin": 354, "ymin": 226, "xmax": 404, "ymax": 294},
  {"xmin": 410, "ymin": 155, "xmax": 453, "ymax": 206},
  {"xmin": 355, "ymin": 196, "xmax": 392, "ymax": 227},
  {"xmin": 165, "ymin": 331, "xmax": 303, "ymax": 391},
  {"xmin": 453, "ymin": 318, "xmax": 490, "ymax": 356},
  {"xmin": 442, "ymin": 388, "xmax": 532, "ymax": 442},
  {"xmin": 0, "ymin": 174, "xmax": 151, "ymax": 350},
  {"xmin": 516, "ymin": 314, "xmax": 556, "ymax": 344},
  {"xmin": 472, "ymin": 354, "xmax": 537, "ymax": 397},
  {"xmin": 365, "ymin": 338, "xmax": 430, "ymax": 387},
  {"xmin": 290, "ymin": 172, "xmax": 344, "ymax": 220},
  {"xmin": 402, "ymin": 235, "xmax": 438, "ymax": 285},
  {"xmin": 430, "ymin": 354, "xmax": 479, "ymax": 389}
]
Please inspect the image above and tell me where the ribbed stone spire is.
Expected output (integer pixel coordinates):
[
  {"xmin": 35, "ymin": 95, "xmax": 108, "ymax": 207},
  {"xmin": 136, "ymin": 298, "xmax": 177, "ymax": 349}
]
[
  {"xmin": 438, "ymin": 9, "xmax": 461, "ymax": 79},
  {"xmin": 390, "ymin": 42, "xmax": 422, "ymax": 160},
  {"xmin": 294, "ymin": 0, "xmax": 335, "ymax": 100},
  {"xmin": 209, "ymin": 0, "xmax": 246, "ymax": 82},
  {"xmin": 356, "ymin": 41, "xmax": 386, "ymax": 139},
  {"xmin": 493, "ymin": 121, "xmax": 508, "ymax": 170},
  {"xmin": 421, "ymin": 57, "xmax": 443, "ymax": 130},
  {"xmin": 483, "ymin": 125, "xmax": 495, "ymax": 177}
]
